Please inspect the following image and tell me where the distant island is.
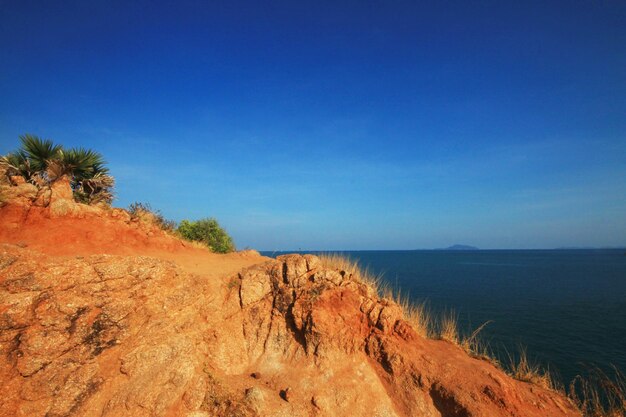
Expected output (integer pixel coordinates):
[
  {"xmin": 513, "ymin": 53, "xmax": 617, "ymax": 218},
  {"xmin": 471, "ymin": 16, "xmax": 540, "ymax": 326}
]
[{"xmin": 438, "ymin": 244, "xmax": 480, "ymax": 250}]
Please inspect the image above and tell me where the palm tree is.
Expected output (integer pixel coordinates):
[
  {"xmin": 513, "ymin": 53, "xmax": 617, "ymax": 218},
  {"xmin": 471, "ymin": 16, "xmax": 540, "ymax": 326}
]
[{"xmin": 1, "ymin": 134, "xmax": 115, "ymax": 205}]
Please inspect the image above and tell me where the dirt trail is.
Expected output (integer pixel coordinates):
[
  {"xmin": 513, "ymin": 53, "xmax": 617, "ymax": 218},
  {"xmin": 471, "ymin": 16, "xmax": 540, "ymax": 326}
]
[{"xmin": 0, "ymin": 202, "xmax": 269, "ymax": 278}]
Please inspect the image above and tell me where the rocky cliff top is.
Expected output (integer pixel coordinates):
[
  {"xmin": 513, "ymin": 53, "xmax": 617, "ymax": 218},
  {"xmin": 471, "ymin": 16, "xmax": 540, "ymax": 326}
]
[{"xmin": 0, "ymin": 179, "xmax": 581, "ymax": 417}]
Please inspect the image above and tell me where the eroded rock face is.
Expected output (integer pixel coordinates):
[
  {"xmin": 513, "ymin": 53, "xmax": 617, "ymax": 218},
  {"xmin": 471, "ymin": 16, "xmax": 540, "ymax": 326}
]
[
  {"xmin": 0, "ymin": 247, "xmax": 581, "ymax": 417},
  {"xmin": 0, "ymin": 175, "xmax": 101, "ymax": 219},
  {"xmin": 0, "ymin": 182, "xmax": 38, "ymax": 207}
]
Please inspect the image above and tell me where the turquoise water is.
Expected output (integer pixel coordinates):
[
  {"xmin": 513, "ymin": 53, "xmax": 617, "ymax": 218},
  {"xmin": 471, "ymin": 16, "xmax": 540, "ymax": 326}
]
[{"xmin": 262, "ymin": 249, "xmax": 626, "ymax": 384}]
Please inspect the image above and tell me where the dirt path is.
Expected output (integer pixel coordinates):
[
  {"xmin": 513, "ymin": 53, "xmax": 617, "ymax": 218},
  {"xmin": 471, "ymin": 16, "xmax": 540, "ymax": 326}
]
[{"xmin": 0, "ymin": 205, "xmax": 269, "ymax": 277}]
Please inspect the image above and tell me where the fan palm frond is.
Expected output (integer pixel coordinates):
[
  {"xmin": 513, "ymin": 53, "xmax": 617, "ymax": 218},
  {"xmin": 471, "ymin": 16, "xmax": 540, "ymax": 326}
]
[
  {"xmin": 1, "ymin": 151, "xmax": 32, "ymax": 179},
  {"xmin": 89, "ymin": 162, "xmax": 110, "ymax": 176},
  {"xmin": 19, "ymin": 134, "xmax": 61, "ymax": 172},
  {"xmin": 57, "ymin": 147, "xmax": 107, "ymax": 180}
]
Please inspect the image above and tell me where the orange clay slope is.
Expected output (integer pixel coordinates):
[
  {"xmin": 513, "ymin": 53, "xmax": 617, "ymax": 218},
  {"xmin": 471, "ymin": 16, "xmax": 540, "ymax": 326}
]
[{"xmin": 0, "ymin": 179, "xmax": 267, "ymax": 276}]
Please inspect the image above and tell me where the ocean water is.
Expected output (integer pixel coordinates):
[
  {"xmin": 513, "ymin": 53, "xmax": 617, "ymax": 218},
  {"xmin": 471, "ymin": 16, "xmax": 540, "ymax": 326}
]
[{"xmin": 262, "ymin": 249, "xmax": 626, "ymax": 384}]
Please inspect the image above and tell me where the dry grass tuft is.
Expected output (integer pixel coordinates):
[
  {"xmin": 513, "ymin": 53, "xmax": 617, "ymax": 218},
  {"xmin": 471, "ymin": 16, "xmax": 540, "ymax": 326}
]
[
  {"xmin": 438, "ymin": 310, "xmax": 460, "ymax": 345},
  {"xmin": 318, "ymin": 253, "xmax": 386, "ymax": 294},
  {"xmin": 459, "ymin": 320, "xmax": 494, "ymax": 362},
  {"xmin": 568, "ymin": 366, "xmax": 626, "ymax": 417},
  {"xmin": 507, "ymin": 348, "xmax": 556, "ymax": 391},
  {"xmin": 436, "ymin": 312, "xmax": 495, "ymax": 362},
  {"xmin": 395, "ymin": 293, "xmax": 432, "ymax": 338}
]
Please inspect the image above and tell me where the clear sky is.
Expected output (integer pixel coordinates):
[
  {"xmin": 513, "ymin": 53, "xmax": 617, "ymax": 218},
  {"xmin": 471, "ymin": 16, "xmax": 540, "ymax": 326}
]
[{"xmin": 1, "ymin": 1, "xmax": 625, "ymax": 250}]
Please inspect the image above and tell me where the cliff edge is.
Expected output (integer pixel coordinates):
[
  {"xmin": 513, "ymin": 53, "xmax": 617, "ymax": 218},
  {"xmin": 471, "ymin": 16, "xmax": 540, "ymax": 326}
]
[{"xmin": 0, "ymin": 180, "xmax": 581, "ymax": 417}]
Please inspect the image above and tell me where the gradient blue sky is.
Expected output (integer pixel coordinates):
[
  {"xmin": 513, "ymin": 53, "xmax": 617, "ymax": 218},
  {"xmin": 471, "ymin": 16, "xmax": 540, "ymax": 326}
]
[{"xmin": 1, "ymin": 1, "xmax": 625, "ymax": 250}]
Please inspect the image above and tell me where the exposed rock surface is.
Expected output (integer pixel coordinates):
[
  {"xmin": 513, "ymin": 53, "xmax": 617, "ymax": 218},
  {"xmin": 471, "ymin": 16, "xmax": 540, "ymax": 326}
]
[
  {"xmin": 0, "ymin": 245, "xmax": 580, "ymax": 417},
  {"xmin": 0, "ymin": 184, "xmax": 581, "ymax": 416}
]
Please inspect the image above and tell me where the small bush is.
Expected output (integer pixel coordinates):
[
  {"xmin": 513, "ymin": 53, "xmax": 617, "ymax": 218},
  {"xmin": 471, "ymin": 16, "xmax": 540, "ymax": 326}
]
[
  {"xmin": 128, "ymin": 202, "xmax": 177, "ymax": 232},
  {"xmin": 177, "ymin": 218, "xmax": 235, "ymax": 253}
]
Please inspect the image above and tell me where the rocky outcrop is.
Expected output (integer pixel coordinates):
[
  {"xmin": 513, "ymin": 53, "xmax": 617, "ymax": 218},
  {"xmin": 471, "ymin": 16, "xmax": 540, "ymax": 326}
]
[
  {"xmin": 235, "ymin": 254, "xmax": 579, "ymax": 417},
  {"xmin": 0, "ymin": 245, "xmax": 581, "ymax": 417},
  {"xmin": 0, "ymin": 175, "xmax": 100, "ymax": 219}
]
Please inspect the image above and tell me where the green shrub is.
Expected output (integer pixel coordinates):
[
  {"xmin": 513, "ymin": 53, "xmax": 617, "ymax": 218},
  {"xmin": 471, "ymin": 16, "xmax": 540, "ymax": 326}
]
[{"xmin": 177, "ymin": 218, "xmax": 235, "ymax": 253}]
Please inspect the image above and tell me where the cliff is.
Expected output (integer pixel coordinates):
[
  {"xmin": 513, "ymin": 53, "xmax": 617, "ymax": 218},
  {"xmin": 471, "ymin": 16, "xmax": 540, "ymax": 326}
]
[{"xmin": 0, "ymin": 180, "xmax": 581, "ymax": 417}]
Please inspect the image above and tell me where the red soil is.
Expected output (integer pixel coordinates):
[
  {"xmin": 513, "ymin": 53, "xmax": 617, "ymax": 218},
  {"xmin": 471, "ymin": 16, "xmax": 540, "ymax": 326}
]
[{"xmin": 0, "ymin": 202, "xmax": 266, "ymax": 276}]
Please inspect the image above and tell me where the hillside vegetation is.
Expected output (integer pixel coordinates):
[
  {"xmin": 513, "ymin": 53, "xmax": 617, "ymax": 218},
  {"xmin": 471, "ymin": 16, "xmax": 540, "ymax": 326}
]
[{"xmin": 1, "ymin": 134, "xmax": 235, "ymax": 253}]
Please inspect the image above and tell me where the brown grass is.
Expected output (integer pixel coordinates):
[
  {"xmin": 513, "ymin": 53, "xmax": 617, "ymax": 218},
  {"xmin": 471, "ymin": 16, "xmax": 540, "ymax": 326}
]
[
  {"xmin": 507, "ymin": 348, "xmax": 556, "ymax": 390},
  {"xmin": 436, "ymin": 311, "xmax": 494, "ymax": 362},
  {"xmin": 568, "ymin": 367, "xmax": 626, "ymax": 417},
  {"xmin": 395, "ymin": 293, "xmax": 432, "ymax": 338},
  {"xmin": 459, "ymin": 320, "xmax": 494, "ymax": 362},
  {"xmin": 317, "ymin": 253, "xmax": 386, "ymax": 294},
  {"xmin": 438, "ymin": 310, "xmax": 460, "ymax": 344}
]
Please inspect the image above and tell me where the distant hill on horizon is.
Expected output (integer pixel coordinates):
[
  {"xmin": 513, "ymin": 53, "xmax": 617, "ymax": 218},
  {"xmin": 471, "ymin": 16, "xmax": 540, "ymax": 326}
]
[{"xmin": 437, "ymin": 244, "xmax": 480, "ymax": 251}]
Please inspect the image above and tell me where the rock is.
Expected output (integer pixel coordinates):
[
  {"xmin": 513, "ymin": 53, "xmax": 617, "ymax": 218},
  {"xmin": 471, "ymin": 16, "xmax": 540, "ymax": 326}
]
[
  {"xmin": 314, "ymin": 269, "xmax": 343, "ymax": 285},
  {"xmin": 48, "ymin": 176, "xmax": 80, "ymax": 217},
  {"xmin": 50, "ymin": 176, "xmax": 74, "ymax": 201},
  {"xmin": 240, "ymin": 267, "xmax": 272, "ymax": 306},
  {"xmin": 9, "ymin": 175, "xmax": 26, "ymax": 185},
  {"xmin": 185, "ymin": 412, "xmax": 211, "ymax": 417},
  {"xmin": 377, "ymin": 304, "xmax": 403, "ymax": 333},
  {"xmin": 49, "ymin": 197, "xmax": 79, "ymax": 217},
  {"xmin": 311, "ymin": 395, "xmax": 322, "ymax": 410},
  {"xmin": 109, "ymin": 208, "xmax": 131, "ymax": 222},
  {"xmin": 277, "ymin": 254, "xmax": 308, "ymax": 286},
  {"xmin": 2, "ymin": 182, "xmax": 38, "ymax": 205},
  {"xmin": 303, "ymin": 254, "xmax": 320, "ymax": 271},
  {"xmin": 244, "ymin": 387, "xmax": 265, "ymax": 411}
]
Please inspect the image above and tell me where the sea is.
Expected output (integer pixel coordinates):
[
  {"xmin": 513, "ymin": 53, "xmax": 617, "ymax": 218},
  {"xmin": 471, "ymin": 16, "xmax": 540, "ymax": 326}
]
[{"xmin": 261, "ymin": 249, "xmax": 626, "ymax": 385}]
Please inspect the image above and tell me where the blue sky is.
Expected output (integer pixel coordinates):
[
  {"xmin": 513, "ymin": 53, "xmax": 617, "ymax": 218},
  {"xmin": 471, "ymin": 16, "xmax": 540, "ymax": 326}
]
[{"xmin": 1, "ymin": 1, "xmax": 625, "ymax": 250}]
